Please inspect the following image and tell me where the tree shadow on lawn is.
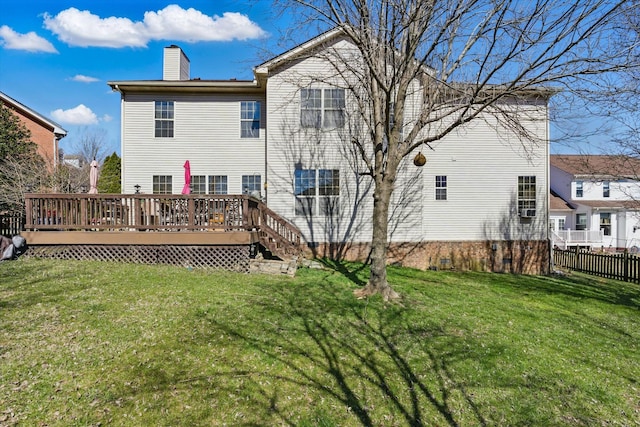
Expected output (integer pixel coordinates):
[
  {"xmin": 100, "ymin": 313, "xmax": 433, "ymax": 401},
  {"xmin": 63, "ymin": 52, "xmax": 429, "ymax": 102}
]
[{"xmin": 197, "ymin": 277, "xmax": 495, "ymax": 427}]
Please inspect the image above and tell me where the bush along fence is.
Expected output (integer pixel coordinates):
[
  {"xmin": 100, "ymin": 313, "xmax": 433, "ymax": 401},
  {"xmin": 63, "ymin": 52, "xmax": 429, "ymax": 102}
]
[
  {"xmin": 0, "ymin": 213, "xmax": 24, "ymax": 237},
  {"xmin": 553, "ymin": 247, "xmax": 640, "ymax": 284}
]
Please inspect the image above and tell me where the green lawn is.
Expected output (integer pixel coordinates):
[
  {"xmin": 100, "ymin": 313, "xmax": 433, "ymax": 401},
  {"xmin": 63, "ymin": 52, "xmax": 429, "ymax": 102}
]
[{"xmin": 1, "ymin": 258, "xmax": 639, "ymax": 426}]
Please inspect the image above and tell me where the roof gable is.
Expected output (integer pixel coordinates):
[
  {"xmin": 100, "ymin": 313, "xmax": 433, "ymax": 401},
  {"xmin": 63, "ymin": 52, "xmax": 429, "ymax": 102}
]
[{"xmin": 0, "ymin": 91, "xmax": 67, "ymax": 136}]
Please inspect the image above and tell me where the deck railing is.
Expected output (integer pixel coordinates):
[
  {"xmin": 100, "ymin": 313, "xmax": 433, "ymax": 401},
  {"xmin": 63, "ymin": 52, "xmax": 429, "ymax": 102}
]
[
  {"xmin": 24, "ymin": 194, "xmax": 303, "ymax": 258},
  {"xmin": 551, "ymin": 229, "xmax": 603, "ymax": 249}
]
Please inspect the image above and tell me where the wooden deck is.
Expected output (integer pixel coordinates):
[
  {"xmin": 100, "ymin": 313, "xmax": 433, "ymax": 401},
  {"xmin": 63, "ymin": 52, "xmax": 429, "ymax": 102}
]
[{"xmin": 23, "ymin": 194, "xmax": 303, "ymax": 261}]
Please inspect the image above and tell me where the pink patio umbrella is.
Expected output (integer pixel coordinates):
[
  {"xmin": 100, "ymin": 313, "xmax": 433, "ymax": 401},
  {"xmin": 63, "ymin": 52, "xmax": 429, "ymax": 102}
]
[
  {"xmin": 182, "ymin": 160, "xmax": 191, "ymax": 194},
  {"xmin": 88, "ymin": 159, "xmax": 99, "ymax": 194}
]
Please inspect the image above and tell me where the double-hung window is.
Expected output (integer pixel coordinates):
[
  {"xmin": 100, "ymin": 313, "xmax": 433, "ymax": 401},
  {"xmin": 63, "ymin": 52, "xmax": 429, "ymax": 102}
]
[
  {"xmin": 576, "ymin": 213, "xmax": 587, "ymax": 231},
  {"xmin": 301, "ymin": 88, "xmax": 345, "ymax": 129},
  {"xmin": 241, "ymin": 101, "xmax": 260, "ymax": 138},
  {"xmin": 603, "ymin": 181, "xmax": 610, "ymax": 198},
  {"xmin": 576, "ymin": 181, "xmax": 583, "ymax": 198},
  {"xmin": 190, "ymin": 175, "xmax": 206, "ymax": 194},
  {"xmin": 318, "ymin": 169, "xmax": 340, "ymax": 215},
  {"xmin": 517, "ymin": 176, "xmax": 536, "ymax": 217},
  {"xmin": 435, "ymin": 176, "xmax": 447, "ymax": 200},
  {"xmin": 600, "ymin": 212, "xmax": 611, "ymax": 236},
  {"xmin": 209, "ymin": 175, "xmax": 227, "ymax": 195},
  {"xmin": 242, "ymin": 175, "xmax": 262, "ymax": 196},
  {"xmin": 294, "ymin": 168, "xmax": 340, "ymax": 216},
  {"xmin": 153, "ymin": 175, "xmax": 172, "ymax": 194},
  {"xmin": 155, "ymin": 101, "xmax": 174, "ymax": 137}
]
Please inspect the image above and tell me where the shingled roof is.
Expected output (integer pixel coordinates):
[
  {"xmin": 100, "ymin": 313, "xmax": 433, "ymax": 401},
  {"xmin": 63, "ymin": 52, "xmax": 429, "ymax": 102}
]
[{"xmin": 550, "ymin": 155, "xmax": 640, "ymax": 180}]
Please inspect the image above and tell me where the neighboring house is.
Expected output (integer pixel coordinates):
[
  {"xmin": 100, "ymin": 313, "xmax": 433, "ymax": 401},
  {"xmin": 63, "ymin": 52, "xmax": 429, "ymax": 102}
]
[
  {"xmin": 0, "ymin": 91, "xmax": 67, "ymax": 169},
  {"xmin": 108, "ymin": 31, "xmax": 553, "ymax": 273},
  {"xmin": 550, "ymin": 154, "xmax": 640, "ymax": 250}
]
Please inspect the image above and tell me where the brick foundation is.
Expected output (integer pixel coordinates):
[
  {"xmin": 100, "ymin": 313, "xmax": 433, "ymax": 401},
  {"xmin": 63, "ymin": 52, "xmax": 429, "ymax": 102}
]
[{"xmin": 306, "ymin": 240, "xmax": 550, "ymax": 275}]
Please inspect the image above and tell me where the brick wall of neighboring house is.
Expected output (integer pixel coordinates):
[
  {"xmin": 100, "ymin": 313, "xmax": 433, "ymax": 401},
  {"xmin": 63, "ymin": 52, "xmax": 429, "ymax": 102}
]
[
  {"xmin": 11, "ymin": 108, "xmax": 57, "ymax": 168},
  {"xmin": 306, "ymin": 240, "xmax": 551, "ymax": 275}
]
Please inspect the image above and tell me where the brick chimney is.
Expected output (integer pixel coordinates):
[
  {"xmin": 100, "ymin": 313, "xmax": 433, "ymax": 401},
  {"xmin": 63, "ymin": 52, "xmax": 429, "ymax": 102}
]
[{"xmin": 163, "ymin": 45, "xmax": 190, "ymax": 81}]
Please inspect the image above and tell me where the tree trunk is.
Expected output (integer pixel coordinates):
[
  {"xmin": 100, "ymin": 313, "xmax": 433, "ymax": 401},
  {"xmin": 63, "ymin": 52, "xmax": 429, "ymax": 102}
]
[{"xmin": 354, "ymin": 177, "xmax": 400, "ymax": 301}]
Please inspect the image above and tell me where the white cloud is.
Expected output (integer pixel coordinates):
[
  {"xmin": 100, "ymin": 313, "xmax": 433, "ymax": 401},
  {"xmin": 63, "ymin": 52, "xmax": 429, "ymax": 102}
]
[
  {"xmin": 43, "ymin": 5, "xmax": 267, "ymax": 48},
  {"xmin": 101, "ymin": 114, "xmax": 113, "ymax": 122},
  {"xmin": 51, "ymin": 104, "xmax": 98, "ymax": 125},
  {"xmin": 0, "ymin": 25, "xmax": 58, "ymax": 53},
  {"xmin": 71, "ymin": 74, "xmax": 100, "ymax": 83}
]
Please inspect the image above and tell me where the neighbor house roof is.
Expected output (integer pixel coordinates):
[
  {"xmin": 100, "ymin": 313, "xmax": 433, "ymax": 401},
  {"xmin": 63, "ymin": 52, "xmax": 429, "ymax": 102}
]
[
  {"xmin": 550, "ymin": 189, "xmax": 574, "ymax": 211},
  {"xmin": 572, "ymin": 200, "xmax": 640, "ymax": 210},
  {"xmin": 0, "ymin": 91, "xmax": 67, "ymax": 137},
  {"xmin": 550, "ymin": 154, "xmax": 640, "ymax": 180}
]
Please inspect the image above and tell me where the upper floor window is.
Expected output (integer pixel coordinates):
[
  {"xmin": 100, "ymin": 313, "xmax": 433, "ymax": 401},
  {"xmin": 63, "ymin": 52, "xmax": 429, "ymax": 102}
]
[
  {"xmin": 517, "ymin": 176, "xmax": 536, "ymax": 217},
  {"xmin": 576, "ymin": 181, "xmax": 583, "ymax": 198},
  {"xmin": 241, "ymin": 101, "xmax": 260, "ymax": 138},
  {"xmin": 300, "ymin": 88, "xmax": 345, "ymax": 129},
  {"xmin": 294, "ymin": 168, "xmax": 340, "ymax": 216},
  {"xmin": 153, "ymin": 175, "xmax": 172, "ymax": 194},
  {"xmin": 603, "ymin": 181, "xmax": 610, "ymax": 198},
  {"xmin": 435, "ymin": 176, "xmax": 447, "ymax": 200},
  {"xmin": 155, "ymin": 101, "xmax": 174, "ymax": 138},
  {"xmin": 209, "ymin": 175, "xmax": 228, "ymax": 195}
]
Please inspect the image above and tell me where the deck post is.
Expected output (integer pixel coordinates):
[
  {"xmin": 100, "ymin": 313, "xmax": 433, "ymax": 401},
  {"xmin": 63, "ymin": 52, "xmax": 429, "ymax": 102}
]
[
  {"xmin": 134, "ymin": 197, "xmax": 141, "ymax": 227},
  {"xmin": 242, "ymin": 196, "xmax": 249, "ymax": 229},
  {"xmin": 188, "ymin": 197, "xmax": 195, "ymax": 230},
  {"xmin": 25, "ymin": 195, "xmax": 33, "ymax": 230},
  {"xmin": 80, "ymin": 196, "xmax": 87, "ymax": 227}
]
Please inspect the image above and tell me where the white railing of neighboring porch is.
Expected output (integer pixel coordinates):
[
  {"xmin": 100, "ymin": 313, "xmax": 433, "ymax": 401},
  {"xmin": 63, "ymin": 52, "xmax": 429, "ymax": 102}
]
[{"xmin": 551, "ymin": 229, "xmax": 604, "ymax": 248}]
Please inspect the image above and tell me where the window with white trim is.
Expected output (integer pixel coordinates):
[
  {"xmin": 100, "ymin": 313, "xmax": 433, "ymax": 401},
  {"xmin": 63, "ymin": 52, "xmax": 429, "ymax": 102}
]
[
  {"xmin": 300, "ymin": 88, "xmax": 345, "ymax": 129},
  {"xmin": 517, "ymin": 176, "xmax": 536, "ymax": 217},
  {"xmin": 603, "ymin": 181, "xmax": 610, "ymax": 198},
  {"xmin": 576, "ymin": 213, "xmax": 587, "ymax": 230},
  {"xmin": 295, "ymin": 169, "xmax": 340, "ymax": 216},
  {"xmin": 208, "ymin": 175, "xmax": 227, "ymax": 195},
  {"xmin": 240, "ymin": 101, "xmax": 260, "ymax": 138},
  {"xmin": 600, "ymin": 212, "xmax": 611, "ymax": 236},
  {"xmin": 153, "ymin": 175, "xmax": 172, "ymax": 194},
  {"xmin": 435, "ymin": 176, "xmax": 447, "ymax": 200},
  {"xmin": 576, "ymin": 181, "xmax": 583, "ymax": 198},
  {"xmin": 155, "ymin": 101, "xmax": 174, "ymax": 137},
  {"xmin": 191, "ymin": 175, "xmax": 206, "ymax": 194},
  {"xmin": 242, "ymin": 175, "xmax": 261, "ymax": 196}
]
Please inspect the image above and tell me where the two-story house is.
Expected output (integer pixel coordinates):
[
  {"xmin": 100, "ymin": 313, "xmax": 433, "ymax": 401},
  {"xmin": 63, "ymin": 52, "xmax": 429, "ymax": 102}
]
[
  {"xmin": 550, "ymin": 154, "xmax": 640, "ymax": 250},
  {"xmin": 108, "ymin": 30, "xmax": 554, "ymax": 273},
  {"xmin": 0, "ymin": 91, "xmax": 67, "ymax": 170}
]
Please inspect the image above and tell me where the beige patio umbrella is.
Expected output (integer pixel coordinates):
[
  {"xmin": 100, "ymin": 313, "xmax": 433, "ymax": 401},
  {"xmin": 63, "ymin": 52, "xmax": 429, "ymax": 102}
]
[{"xmin": 88, "ymin": 159, "xmax": 99, "ymax": 194}]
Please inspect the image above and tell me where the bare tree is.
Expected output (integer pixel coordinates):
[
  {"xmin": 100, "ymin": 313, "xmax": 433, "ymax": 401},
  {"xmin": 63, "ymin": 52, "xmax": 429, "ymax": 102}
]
[
  {"xmin": 272, "ymin": 0, "xmax": 635, "ymax": 300},
  {"xmin": 0, "ymin": 151, "xmax": 50, "ymax": 214},
  {"xmin": 71, "ymin": 127, "xmax": 109, "ymax": 164},
  {"xmin": 59, "ymin": 128, "xmax": 110, "ymax": 193}
]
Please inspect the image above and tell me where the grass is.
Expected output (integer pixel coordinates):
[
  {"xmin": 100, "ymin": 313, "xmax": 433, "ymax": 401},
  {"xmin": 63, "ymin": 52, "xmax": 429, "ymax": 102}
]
[{"xmin": 1, "ymin": 258, "xmax": 639, "ymax": 426}]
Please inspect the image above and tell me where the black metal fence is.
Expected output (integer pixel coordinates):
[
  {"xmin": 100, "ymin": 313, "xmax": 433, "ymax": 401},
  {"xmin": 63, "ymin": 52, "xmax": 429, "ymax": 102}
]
[
  {"xmin": 0, "ymin": 213, "xmax": 24, "ymax": 237},
  {"xmin": 553, "ymin": 247, "xmax": 640, "ymax": 284}
]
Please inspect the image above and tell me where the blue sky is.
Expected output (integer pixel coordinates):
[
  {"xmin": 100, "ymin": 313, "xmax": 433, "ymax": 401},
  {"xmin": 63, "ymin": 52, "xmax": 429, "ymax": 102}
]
[
  {"xmin": 0, "ymin": 1, "xmax": 285, "ymax": 157},
  {"xmin": 1, "ymin": 1, "xmax": 613, "ymax": 157}
]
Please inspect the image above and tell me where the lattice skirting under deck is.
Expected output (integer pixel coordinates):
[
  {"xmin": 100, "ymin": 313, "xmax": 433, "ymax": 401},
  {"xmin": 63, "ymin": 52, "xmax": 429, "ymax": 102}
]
[{"xmin": 26, "ymin": 245, "xmax": 251, "ymax": 272}]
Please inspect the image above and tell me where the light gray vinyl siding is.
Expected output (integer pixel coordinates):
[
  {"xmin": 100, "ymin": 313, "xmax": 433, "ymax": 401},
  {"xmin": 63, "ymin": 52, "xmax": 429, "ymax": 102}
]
[
  {"xmin": 419, "ymin": 112, "xmax": 549, "ymax": 241},
  {"xmin": 265, "ymin": 37, "xmax": 549, "ymax": 244},
  {"xmin": 121, "ymin": 93, "xmax": 265, "ymax": 195}
]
